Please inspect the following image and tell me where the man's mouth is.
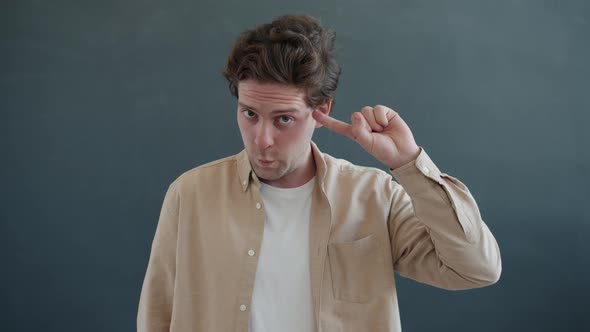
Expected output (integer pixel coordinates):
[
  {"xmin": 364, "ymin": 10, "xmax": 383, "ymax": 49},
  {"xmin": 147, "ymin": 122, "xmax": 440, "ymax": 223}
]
[{"xmin": 258, "ymin": 159, "xmax": 275, "ymax": 166}]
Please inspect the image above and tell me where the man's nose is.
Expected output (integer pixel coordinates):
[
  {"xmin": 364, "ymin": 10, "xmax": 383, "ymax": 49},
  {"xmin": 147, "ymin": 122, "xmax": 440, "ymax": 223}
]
[{"xmin": 254, "ymin": 121, "xmax": 274, "ymax": 149}]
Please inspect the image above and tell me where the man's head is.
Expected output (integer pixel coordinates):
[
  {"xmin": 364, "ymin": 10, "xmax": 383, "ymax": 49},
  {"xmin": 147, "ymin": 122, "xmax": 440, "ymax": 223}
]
[{"xmin": 223, "ymin": 15, "xmax": 341, "ymax": 187}]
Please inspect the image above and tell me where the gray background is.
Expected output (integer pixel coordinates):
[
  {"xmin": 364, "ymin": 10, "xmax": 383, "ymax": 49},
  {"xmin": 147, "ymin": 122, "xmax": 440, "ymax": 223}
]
[{"xmin": 1, "ymin": 0, "xmax": 589, "ymax": 331}]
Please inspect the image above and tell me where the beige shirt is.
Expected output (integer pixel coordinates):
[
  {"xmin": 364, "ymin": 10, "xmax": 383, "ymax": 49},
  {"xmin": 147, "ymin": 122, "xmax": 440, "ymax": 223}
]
[{"xmin": 137, "ymin": 142, "xmax": 502, "ymax": 332}]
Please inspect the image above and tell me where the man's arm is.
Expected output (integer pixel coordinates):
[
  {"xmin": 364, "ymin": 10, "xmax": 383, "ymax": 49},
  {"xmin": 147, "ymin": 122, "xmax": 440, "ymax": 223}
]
[
  {"xmin": 312, "ymin": 104, "xmax": 501, "ymax": 289},
  {"xmin": 137, "ymin": 183, "xmax": 179, "ymax": 332},
  {"xmin": 388, "ymin": 148, "xmax": 501, "ymax": 289}
]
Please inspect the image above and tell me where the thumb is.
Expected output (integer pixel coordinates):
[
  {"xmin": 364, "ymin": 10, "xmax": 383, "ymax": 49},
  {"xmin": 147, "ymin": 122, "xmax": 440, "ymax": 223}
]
[{"xmin": 350, "ymin": 112, "xmax": 373, "ymax": 150}]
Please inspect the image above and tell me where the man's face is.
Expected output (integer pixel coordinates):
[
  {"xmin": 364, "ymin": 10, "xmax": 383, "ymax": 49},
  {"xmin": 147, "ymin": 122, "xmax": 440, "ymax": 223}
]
[{"xmin": 236, "ymin": 80, "xmax": 328, "ymax": 187}]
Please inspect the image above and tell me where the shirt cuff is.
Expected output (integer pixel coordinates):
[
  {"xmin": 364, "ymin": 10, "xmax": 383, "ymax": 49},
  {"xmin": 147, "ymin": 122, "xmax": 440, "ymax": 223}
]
[{"xmin": 389, "ymin": 147, "xmax": 444, "ymax": 196}]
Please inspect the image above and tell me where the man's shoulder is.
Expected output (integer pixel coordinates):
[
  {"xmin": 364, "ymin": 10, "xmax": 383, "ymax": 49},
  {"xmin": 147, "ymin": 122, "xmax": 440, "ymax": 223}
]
[
  {"xmin": 168, "ymin": 152, "xmax": 242, "ymax": 190},
  {"xmin": 322, "ymin": 151, "xmax": 391, "ymax": 180},
  {"xmin": 320, "ymin": 150, "xmax": 400, "ymax": 197}
]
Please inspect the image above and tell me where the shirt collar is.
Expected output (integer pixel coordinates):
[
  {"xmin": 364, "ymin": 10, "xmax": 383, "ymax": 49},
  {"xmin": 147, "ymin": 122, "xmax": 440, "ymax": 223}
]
[{"xmin": 237, "ymin": 141, "xmax": 328, "ymax": 193}]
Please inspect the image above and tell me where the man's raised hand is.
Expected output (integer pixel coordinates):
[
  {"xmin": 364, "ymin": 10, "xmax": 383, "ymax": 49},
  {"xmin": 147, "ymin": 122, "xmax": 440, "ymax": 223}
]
[{"xmin": 312, "ymin": 105, "xmax": 421, "ymax": 170}]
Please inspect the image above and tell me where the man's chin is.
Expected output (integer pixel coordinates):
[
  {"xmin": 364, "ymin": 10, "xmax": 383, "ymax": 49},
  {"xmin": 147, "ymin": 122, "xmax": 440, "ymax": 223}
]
[
  {"xmin": 253, "ymin": 164, "xmax": 289, "ymax": 182},
  {"xmin": 253, "ymin": 168, "xmax": 281, "ymax": 182}
]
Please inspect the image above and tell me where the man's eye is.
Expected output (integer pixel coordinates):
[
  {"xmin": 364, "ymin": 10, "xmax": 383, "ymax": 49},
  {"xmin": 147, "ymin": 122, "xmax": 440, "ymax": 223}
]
[
  {"xmin": 243, "ymin": 110, "xmax": 256, "ymax": 119},
  {"xmin": 278, "ymin": 116, "xmax": 293, "ymax": 124}
]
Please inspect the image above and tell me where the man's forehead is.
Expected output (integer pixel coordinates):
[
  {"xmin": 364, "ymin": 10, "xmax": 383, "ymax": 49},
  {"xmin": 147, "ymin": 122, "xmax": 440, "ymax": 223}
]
[{"xmin": 238, "ymin": 80, "xmax": 308, "ymax": 108}]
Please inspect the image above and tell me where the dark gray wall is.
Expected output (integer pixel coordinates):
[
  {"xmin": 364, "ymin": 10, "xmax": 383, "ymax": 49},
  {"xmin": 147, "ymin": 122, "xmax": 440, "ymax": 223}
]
[{"xmin": 2, "ymin": 0, "xmax": 589, "ymax": 331}]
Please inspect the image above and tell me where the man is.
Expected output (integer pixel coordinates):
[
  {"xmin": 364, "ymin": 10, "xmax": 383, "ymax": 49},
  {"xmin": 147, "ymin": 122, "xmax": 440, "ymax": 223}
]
[{"xmin": 137, "ymin": 14, "xmax": 501, "ymax": 332}]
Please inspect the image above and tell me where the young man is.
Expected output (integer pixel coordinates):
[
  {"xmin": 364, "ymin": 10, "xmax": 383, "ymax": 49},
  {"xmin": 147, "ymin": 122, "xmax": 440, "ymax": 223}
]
[{"xmin": 138, "ymin": 14, "xmax": 501, "ymax": 332}]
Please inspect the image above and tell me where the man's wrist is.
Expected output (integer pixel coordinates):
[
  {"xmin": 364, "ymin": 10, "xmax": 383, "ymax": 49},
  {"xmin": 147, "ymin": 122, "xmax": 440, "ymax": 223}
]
[{"xmin": 389, "ymin": 146, "xmax": 421, "ymax": 171}]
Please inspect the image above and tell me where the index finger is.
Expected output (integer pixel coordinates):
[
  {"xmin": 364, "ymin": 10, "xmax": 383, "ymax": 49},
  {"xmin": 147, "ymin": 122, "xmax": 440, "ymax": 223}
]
[{"xmin": 312, "ymin": 111, "xmax": 351, "ymax": 138}]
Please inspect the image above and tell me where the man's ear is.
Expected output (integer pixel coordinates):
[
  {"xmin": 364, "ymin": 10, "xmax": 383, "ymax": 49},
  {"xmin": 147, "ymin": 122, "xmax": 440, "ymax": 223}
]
[{"xmin": 313, "ymin": 100, "xmax": 332, "ymax": 128}]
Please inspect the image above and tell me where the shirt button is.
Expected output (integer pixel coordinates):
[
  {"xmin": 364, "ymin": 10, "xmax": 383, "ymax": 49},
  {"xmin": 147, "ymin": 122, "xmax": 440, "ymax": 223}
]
[
  {"xmin": 256, "ymin": 203, "xmax": 261, "ymax": 209},
  {"xmin": 242, "ymin": 180, "xmax": 247, "ymax": 186},
  {"xmin": 240, "ymin": 304, "xmax": 247, "ymax": 312},
  {"xmin": 422, "ymin": 166, "xmax": 430, "ymax": 175},
  {"xmin": 248, "ymin": 249, "xmax": 255, "ymax": 257}
]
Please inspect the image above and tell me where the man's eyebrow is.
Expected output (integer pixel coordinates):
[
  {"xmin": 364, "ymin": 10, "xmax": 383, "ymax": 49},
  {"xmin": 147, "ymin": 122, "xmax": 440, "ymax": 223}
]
[
  {"xmin": 238, "ymin": 102, "xmax": 254, "ymax": 109},
  {"xmin": 238, "ymin": 102, "xmax": 302, "ymax": 114}
]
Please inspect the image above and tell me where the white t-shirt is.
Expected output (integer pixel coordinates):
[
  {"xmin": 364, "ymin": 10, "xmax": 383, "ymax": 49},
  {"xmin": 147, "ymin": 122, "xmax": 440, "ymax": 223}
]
[{"xmin": 248, "ymin": 176, "xmax": 317, "ymax": 332}]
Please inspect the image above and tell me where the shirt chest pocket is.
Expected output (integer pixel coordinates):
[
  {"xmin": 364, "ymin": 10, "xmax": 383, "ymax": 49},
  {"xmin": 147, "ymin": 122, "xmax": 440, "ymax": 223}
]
[{"xmin": 327, "ymin": 233, "xmax": 387, "ymax": 303}]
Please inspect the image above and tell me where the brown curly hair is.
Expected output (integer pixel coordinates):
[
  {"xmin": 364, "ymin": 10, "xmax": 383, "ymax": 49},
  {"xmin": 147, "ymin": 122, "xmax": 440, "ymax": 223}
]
[{"xmin": 222, "ymin": 14, "xmax": 341, "ymax": 108}]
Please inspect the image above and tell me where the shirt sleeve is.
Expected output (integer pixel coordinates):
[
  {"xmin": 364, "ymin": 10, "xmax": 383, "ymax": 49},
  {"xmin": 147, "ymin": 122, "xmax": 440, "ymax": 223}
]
[
  {"xmin": 137, "ymin": 182, "xmax": 180, "ymax": 331},
  {"xmin": 387, "ymin": 147, "xmax": 502, "ymax": 290}
]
